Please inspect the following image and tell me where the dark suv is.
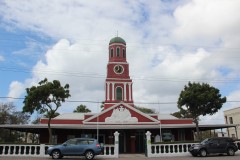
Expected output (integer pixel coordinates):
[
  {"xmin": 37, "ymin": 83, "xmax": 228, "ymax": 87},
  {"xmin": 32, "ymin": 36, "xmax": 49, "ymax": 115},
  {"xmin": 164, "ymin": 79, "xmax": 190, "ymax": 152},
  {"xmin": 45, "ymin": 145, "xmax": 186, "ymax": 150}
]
[{"xmin": 189, "ymin": 137, "xmax": 238, "ymax": 157}]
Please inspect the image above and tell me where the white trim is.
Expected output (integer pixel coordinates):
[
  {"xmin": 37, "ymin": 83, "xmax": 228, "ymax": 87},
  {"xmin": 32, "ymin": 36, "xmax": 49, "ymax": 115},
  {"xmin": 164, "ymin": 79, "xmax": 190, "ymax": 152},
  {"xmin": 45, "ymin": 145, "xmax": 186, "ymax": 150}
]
[
  {"xmin": 84, "ymin": 122, "xmax": 159, "ymax": 125},
  {"xmin": 124, "ymin": 82, "xmax": 127, "ymax": 101},
  {"xmin": 106, "ymin": 78, "xmax": 132, "ymax": 81},
  {"xmin": 112, "ymin": 82, "xmax": 115, "ymax": 100},
  {"xmin": 108, "ymin": 62, "xmax": 128, "ymax": 64},
  {"xmin": 83, "ymin": 102, "xmax": 159, "ymax": 123},
  {"xmin": 128, "ymin": 82, "xmax": 132, "ymax": 101},
  {"xmin": 109, "ymin": 43, "xmax": 126, "ymax": 47},
  {"xmin": 0, "ymin": 123, "xmax": 237, "ymax": 130},
  {"xmin": 106, "ymin": 82, "xmax": 110, "ymax": 100}
]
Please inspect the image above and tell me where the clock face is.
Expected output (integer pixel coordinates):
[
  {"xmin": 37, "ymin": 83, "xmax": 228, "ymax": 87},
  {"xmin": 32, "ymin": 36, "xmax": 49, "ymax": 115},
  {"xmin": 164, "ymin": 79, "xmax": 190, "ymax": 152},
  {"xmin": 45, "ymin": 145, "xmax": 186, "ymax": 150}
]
[{"xmin": 114, "ymin": 65, "xmax": 124, "ymax": 74}]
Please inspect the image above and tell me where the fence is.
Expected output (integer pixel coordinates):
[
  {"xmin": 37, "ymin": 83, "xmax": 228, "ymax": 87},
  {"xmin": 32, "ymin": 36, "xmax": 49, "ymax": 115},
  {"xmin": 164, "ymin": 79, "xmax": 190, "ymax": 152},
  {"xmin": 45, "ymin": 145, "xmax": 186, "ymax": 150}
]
[
  {"xmin": 0, "ymin": 131, "xmax": 119, "ymax": 158},
  {"xmin": 145, "ymin": 131, "xmax": 196, "ymax": 157}
]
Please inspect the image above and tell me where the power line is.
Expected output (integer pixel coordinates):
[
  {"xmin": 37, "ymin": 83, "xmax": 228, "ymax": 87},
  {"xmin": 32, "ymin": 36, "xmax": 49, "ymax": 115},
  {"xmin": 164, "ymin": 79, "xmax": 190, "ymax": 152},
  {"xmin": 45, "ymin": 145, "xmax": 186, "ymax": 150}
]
[
  {"xmin": 1, "ymin": 96, "xmax": 240, "ymax": 104},
  {"xmin": 1, "ymin": 35, "xmax": 240, "ymax": 50},
  {"xmin": 0, "ymin": 66, "xmax": 240, "ymax": 84},
  {"xmin": 0, "ymin": 67, "xmax": 240, "ymax": 83}
]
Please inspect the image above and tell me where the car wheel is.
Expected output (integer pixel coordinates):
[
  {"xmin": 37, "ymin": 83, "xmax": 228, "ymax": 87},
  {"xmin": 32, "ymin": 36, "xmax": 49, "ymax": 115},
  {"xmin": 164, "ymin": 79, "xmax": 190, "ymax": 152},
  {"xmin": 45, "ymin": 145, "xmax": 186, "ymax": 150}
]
[
  {"xmin": 51, "ymin": 150, "xmax": 62, "ymax": 159},
  {"xmin": 199, "ymin": 149, "xmax": 207, "ymax": 157},
  {"xmin": 85, "ymin": 150, "xmax": 94, "ymax": 160},
  {"xmin": 227, "ymin": 148, "xmax": 235, "ymax": 156}
]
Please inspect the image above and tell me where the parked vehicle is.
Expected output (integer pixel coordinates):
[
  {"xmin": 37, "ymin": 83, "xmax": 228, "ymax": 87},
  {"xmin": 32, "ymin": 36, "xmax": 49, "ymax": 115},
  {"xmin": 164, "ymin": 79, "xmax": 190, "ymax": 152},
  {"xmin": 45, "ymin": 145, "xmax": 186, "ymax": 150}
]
[
  {"xmin": 189, "ymin": 137, "xmax": 238, "ymax": 157},
  {"xmin": 47, "ymin": 138, "xmax": 103, "ymax": 160}
]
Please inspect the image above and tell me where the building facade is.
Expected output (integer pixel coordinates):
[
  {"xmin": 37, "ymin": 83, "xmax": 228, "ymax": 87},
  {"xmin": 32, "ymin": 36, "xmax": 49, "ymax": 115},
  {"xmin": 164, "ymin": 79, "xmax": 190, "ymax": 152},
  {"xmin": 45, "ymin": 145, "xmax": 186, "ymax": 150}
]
[
  {"xmin": 224, "ymin": 107, "xmax": 240, "ymax": 139},
  {"xmin": 1, "ymin": 37, "xmax": 237, "ymax": 154},
  {"xmin": 39, "ymin": 36, "xmax": 195, "ymax": 153}
]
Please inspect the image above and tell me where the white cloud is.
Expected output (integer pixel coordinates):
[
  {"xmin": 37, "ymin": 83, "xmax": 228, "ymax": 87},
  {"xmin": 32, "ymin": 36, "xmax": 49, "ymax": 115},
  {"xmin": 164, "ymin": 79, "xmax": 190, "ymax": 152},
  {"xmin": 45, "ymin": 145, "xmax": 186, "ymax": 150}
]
[
  {"xmin": 173, "ymin": 0, "xmax": 240, "ymax": 44},
  {"xmin": 0, "ymin": 55, "xmax": 5, "ymax": 61},
  {"xmin": 7, "ymin": 81, "xmax": 25, "ymax": 101},
  {"xmin": 1, "ymin": 0, "xmax": 240, "ymax": 123}
]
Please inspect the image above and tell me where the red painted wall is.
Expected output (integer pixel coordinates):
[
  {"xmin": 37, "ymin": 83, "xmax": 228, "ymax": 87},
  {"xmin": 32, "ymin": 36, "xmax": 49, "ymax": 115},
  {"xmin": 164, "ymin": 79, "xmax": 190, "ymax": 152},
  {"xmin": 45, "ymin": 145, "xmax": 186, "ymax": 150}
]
[
  {"xmin": 40, "ymin": 119, "xmax": 83, "ymax": 124},
  {"xmin": 160, "ymin": 119, "xmax": 193, "ymax": 124}
]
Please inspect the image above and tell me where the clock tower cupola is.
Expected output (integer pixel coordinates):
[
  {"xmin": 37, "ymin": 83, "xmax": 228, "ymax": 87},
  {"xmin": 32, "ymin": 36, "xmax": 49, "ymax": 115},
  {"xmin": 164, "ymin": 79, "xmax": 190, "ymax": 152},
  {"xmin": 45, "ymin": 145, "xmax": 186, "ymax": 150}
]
[{"xmin": 104, "ymin": 37, "xmax": 134, "ymax": 109}]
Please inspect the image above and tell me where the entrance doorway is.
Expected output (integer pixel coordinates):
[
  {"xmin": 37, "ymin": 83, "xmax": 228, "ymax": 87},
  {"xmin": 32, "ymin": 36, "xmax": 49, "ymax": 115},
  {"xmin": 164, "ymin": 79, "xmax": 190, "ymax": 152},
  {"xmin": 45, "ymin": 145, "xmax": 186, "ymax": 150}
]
[
  {"xmin": 119, "ymin": 130, "xmax": 126, "ymax": 153},
  {"xmin": 135, "ymin": 130, "xmax": 145, "ymax": 153}
]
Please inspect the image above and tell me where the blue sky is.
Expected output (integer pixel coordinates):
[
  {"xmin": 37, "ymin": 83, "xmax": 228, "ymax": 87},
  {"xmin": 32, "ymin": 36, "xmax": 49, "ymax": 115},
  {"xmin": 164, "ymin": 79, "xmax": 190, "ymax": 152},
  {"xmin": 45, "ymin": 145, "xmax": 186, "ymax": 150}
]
[{"xmin": 0, "ymin": 0, "xmax": 240, "ymax": 124}]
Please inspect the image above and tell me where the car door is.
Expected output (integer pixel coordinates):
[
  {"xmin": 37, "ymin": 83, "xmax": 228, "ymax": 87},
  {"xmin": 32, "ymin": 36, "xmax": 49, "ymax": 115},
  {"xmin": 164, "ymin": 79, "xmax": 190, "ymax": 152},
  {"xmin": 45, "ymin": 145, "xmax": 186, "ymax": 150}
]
[
  {"xmin": 76, "ymin": 139, "xmax": 89, "ymax": 154},
  {"xmin": 218, "ymin": 138, "xmax": 227, "ymax": 153},
  {"xmin": 61, "ymin": 139, "xmax": 79, "ymax": 155},
  {"xmin": 207, "ymin": 139, "xmax": 219, "ymax": 153}
]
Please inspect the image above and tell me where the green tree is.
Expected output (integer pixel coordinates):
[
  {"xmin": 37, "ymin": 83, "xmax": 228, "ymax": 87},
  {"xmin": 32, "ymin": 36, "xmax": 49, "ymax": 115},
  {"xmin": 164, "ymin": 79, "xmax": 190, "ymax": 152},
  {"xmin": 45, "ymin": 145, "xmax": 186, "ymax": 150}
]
[
  {"xmin": 177, "ymin": 82, "xmax": 226, "ymax": 140},
  {"xmin": 22, "ymin": 78, "xmax": 70, "ymax": 144},
  {"xmin": 44, "ymin": 111, "xmax": 60, "ymax": 118},
  {"xmin": 0, "ymin": 102, "xmax": 30, "ymax": 142},
  {"xmin": 73, "ymin": 104, "xmax": 91, "ymax": 113},
  {"xmin": 135, "ymin": 106, "xmax": 156, "ymax": 114},
  {"xmin": 171, "ymin": 110, "xmax": 192, "ymax": 118}
]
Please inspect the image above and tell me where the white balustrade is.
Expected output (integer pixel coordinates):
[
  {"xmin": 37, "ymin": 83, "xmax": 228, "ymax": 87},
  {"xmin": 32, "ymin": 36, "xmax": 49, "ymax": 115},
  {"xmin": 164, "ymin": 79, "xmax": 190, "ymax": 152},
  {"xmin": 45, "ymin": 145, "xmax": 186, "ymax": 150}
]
[
  {"xmin": 145, "ymin": 130, "xmax": 197, "ymax": 157},
  {"xmin": 149, "ymin": 143, "xmax": 197, "ymax": 157},
  {"xmin": 0, "ymin": 143, "xmax": 117, "ymax": 158},
  {"xmin": 0, "ymin": 131, "xmax": 120, "ymax": 158},
  {"xmin": 0, "ymin": 144, "xmax": 51, "ymax": 157}
]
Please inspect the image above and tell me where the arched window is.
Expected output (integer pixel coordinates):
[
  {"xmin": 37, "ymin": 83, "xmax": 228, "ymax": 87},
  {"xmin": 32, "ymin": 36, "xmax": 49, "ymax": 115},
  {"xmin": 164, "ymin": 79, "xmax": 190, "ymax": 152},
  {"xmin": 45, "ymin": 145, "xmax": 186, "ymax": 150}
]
[
  {"xmin": 111, "ymin": 48, "xmax": 114, "ymax": 57},
  {"xmin": 123, "ymin": 49, "xmax": 125, "ymax": 58},
  {"xmin": 116, "ymin": 87, "xmax": 122, "ymax": 100},
  {"xmin": 116, "ymin": 47, "xmax": 120, "ymax": 57}
]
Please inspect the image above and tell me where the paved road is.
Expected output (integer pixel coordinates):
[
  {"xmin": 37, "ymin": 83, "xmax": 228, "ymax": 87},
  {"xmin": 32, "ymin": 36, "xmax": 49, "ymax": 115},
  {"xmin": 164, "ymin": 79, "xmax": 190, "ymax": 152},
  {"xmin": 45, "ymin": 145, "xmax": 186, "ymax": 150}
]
[{"xmin": 1, "ymin": 152, "xmax": 240, "ymax": 160}]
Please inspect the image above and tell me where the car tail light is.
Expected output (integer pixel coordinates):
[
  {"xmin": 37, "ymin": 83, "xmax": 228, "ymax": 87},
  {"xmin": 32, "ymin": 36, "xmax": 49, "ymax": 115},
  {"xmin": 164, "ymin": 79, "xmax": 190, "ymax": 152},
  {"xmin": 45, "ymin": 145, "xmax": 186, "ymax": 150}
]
[{"xmin": 96, "ymin": 144, "xmax": 100, "ymax": 148}]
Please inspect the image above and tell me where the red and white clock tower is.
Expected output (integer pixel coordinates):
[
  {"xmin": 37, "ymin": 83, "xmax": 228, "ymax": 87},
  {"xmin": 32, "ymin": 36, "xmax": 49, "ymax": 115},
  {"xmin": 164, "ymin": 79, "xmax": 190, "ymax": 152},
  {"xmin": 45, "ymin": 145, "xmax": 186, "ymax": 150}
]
[{"xmin": 104, "ymin": 37, "xmax": 134, "ymax": 109}]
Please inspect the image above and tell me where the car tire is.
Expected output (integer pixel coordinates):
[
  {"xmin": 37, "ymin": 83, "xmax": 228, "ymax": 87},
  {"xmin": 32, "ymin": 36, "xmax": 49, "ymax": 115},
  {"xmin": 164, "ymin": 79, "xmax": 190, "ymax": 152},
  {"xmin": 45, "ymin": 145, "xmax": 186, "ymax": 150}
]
[
  {"xmin": 227, "ymin": 148, "xmax": 235, "ymax": 156},
  {"xmin": 85, "ymin": 150, "xmax": 95, "ymax": 160},
  {"xmin": 199, "ymin": 149, "xmax": 207, "ymax": 157},
  {"xmin": 51, "ymin": 150, "xmax": 62, "ymax": 159}
]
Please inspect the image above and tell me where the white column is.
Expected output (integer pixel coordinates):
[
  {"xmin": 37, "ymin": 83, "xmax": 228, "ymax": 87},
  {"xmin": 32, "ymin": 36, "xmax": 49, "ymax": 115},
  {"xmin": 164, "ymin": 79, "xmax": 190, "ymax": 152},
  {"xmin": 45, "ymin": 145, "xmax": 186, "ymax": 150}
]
[
  {"xmin": 124, "ymin": 82, "xmax": 127, "ymax": 101},
  {"xmin": 106, "ymin": 82, "xmax": 110, "ymax": 100},
  {"xmin": 128, "ymin": 83, "xmax": 132, "ymax": 101},
  {"xmin": 39, "ymin": 144, "xmax": 45, "ymax": 156},
  {"xmin": 146, "ymin": 131, "xmax": 152, "ymax": 157},
  {"xmin": 112, "ymin": 82, "xmax": 115, "ymax": 100},
  {"xmin": 114, "ymin": 131, "xmax": 120, "ymax": 158}
]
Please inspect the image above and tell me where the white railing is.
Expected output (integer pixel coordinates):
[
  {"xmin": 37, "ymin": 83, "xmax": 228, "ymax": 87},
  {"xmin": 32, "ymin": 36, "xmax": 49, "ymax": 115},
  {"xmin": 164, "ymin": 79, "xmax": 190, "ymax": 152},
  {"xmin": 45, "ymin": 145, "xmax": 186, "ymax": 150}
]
[
  {"xmin": 150, "ymin": 143, "xmax": 196, "ymax": 157},
  {"xmin": 0, "ymin": 131, "xmax": 119, "ymax": 158},
  {"xmin": 0, "ymin": 143, "xmax": 117, "ymax": 158},
  {"xmin": 0, "ymin": 144, "xmax": 50, "ymax": 157},
  {"xmin": 145, "ymin": 131, "xmax": 197, "ymax": 157}
]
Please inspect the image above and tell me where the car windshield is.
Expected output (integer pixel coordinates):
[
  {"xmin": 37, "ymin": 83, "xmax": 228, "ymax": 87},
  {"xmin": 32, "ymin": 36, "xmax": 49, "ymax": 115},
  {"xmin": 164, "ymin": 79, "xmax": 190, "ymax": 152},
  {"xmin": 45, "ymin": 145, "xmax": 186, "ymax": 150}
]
[{"xmin": 201, "ymin": 138, "xmax": 210, "ymax": 145}]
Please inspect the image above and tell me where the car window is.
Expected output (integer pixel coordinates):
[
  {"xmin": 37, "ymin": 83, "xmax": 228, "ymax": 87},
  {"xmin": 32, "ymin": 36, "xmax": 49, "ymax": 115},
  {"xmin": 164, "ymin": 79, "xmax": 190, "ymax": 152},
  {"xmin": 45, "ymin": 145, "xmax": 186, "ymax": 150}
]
[
  {"xmin": 211, "ymin": 139, "xmax": 219, "ymax": 144},
  {"xmin": 66, "ymin": 139, "xmax": 77, "ymax": 145},
  {"xmin": 78, "ymin": 140, "xmax": 89, "ymax": 145},
  {"xmin": 88, "ymin": 140, "xmax": 94, "ymax": 144},
  {"xmin": 227, "ymin": 138, "xmax": 234, "ymax": 142},
  {"xmin": 201, "ymin": 138, "xmax": 210, "ymax": 144},
  {"xmin": 219, "ymin": 139, "xmax": 227, "ymax": 144}
]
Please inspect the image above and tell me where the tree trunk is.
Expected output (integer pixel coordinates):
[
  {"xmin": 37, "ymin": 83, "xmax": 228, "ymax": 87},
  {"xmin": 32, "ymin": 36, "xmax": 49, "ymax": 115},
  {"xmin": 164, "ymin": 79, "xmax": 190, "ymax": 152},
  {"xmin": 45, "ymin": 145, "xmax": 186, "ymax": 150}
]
[
  {"xmin": 48, "ymin": 117, "xmax": 52, "ymax": 144},
  {"xmin": 195, "ymin": 119, "xmax": 200, "ymax": 141}
]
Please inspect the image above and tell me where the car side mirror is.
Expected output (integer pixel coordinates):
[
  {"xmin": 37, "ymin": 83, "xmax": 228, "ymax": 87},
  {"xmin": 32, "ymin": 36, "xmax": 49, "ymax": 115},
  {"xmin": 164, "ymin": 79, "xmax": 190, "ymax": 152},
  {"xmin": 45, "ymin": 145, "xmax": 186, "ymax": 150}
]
[{"xmin": 63, "ymin": 143, "xmax": 67, "ymax": 146}]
